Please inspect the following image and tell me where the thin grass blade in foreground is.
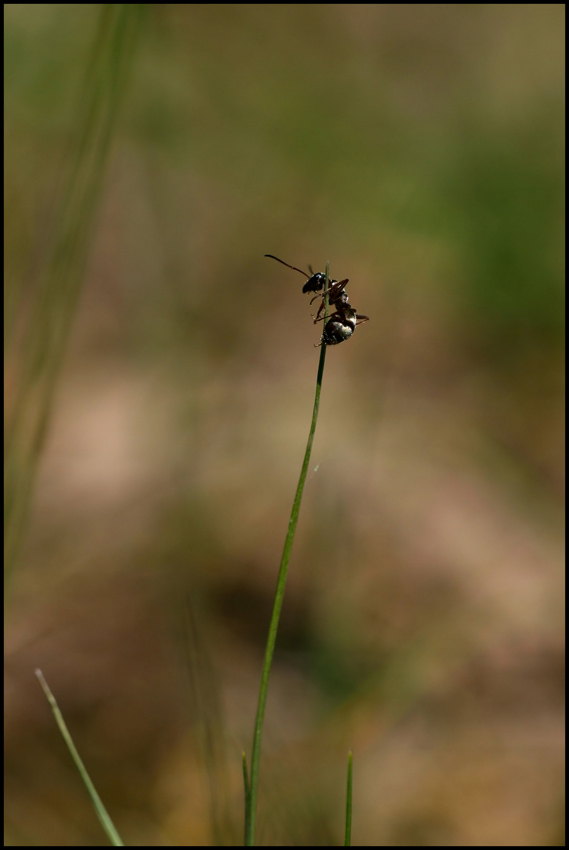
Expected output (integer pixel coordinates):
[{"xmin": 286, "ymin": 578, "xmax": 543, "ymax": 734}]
[
  {"xmin": 35, "ymin": 669, "xmax": 124, "ymax": 847},
  {"xmin": 344, "ymin": 750, "xmax": 353, "ymax": 846},
  {"xmin": 182, "ymin": 597, "xmax": 234, "ymax": 845},
  {"xmin": 244, "ymin": 264, "xmax": 330, "ymax": 846}
]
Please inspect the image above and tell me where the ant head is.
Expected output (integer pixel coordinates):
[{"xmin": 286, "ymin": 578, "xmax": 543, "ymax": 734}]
[
  {"xmin": 302, "ymin": 272, "xmax": 327, "ymax": 294},
  {"xmin": 264, "ymin": 255, "xmax": 333, "ymax": 297}
]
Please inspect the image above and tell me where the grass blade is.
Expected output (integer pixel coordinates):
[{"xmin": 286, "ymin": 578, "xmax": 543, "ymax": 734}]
[
  {"xmin": 244, "ymin": 263, "xmax": 330, "ymax": 846},
  {"xmin": 344, "ymin": 750, "xmax": 353, "ymax": 846},
  {"xmin": 35, "ymin": 669, "xmax": 124, "ymax": 847},
  {"xmin": 182, "ymin": 597, "xmax": 233, "ymax": 844}
]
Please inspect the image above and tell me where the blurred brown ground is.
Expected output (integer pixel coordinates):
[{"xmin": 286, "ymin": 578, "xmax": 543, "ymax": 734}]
[{"xmin": 4, "ymin": 4, "xmax": 564, "ymax": 846}]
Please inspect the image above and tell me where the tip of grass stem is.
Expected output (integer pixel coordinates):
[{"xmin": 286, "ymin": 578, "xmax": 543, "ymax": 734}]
[{"xmin": 35, "ymin": 668, "xmax": 124, "ymax": 846}]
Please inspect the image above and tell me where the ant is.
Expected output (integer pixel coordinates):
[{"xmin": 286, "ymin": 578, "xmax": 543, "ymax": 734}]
[{"xmin": 264, "ymin": 254, "xmax": 369, "ymax": 346}]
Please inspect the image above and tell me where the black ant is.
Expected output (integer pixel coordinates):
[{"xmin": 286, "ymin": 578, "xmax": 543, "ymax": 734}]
[{"xmin": 264, "ymin": 254, "xmax": 369, "ymax": 346}]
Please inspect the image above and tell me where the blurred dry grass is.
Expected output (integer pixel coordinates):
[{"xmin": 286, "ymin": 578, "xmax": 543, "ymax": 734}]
[{"xmin": 4, "ymin": 4, "xmax": 564, "ymax": 846}]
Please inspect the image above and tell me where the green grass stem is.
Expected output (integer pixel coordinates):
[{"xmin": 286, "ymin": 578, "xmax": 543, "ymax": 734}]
[
  {"xmin": 35, "ymin": 669, "xmax": 124, "ymax": 847},
  {"xmin": 244, "ymin": 264, "xmax": 330, "ymax": 846},
  {"xmin": 344, "ymin": 750, "xmax": 353, "ymax": 846}
]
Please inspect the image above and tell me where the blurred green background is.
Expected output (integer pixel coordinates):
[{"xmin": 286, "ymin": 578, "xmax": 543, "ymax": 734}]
[{"xmin": 4, "ymin": 4, "xmax": 564, "ymax": 846}]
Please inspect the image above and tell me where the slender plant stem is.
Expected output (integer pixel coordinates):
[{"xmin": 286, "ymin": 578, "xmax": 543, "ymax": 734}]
[
  {"xmin": 344, "ymin": 750, "xmax": 353, "ymax": 846},
  {"xmin": 244, "ymin": 264, "xmax": 330, "ymax": 846},
  {"xmin": 35, "ymin": 669, "xmax": 124, "ymax": 847}
]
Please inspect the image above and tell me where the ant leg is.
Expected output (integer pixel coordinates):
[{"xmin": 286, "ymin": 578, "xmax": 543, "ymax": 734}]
[
  {"xmin": 312, "ymin": 291, "xmax": 336, "ymax": 321},
  {"xmin": 312, "ymin": 299, "xmax": 326, "ymax": 322},
  {"xmin": 331, "ymin": 279, "xmax": 349, "ymax": 295},
  {"xmin": 313, "ymin": 307, "xmax": 343, "ymax": 324},
  {"xmin": 308, "ymin": 278, "xmax": 347, "ymax": 305},
  {"xmin": 314, "ymin": 310, "xmax": 342, "ymax": 325},
  {"xmin": 322, "ymin": 279, "xmax": 349, "ymax": 303},
  {"xmin": 310, "ymin": 279, "xmax": 350, "ymax": 318},
  {"xmin": 355, "ymin": 314, "xmax": 369, "ymax": 325}
]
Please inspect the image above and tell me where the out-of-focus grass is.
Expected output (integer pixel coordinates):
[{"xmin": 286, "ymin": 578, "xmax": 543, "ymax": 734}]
[
  {"xmin": 344, "ymin": 750, "xmax": 353, "ymax": 847},
  {"xmin": 4, "ymin": 4, "xmax": 564, "ymax": 846},
  {"xmin": 5, "ymin": 4, "xmax": 141, "ymax": 584}
]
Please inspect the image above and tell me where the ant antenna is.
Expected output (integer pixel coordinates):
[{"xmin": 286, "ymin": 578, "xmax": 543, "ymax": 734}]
[{"xmin": 265, "ymin": 254, "xmax": 309, "ymax": 279}]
